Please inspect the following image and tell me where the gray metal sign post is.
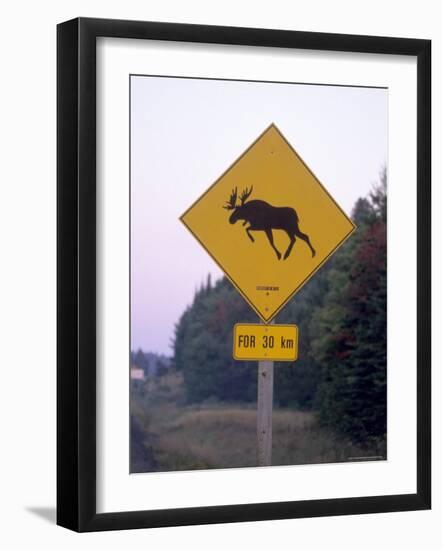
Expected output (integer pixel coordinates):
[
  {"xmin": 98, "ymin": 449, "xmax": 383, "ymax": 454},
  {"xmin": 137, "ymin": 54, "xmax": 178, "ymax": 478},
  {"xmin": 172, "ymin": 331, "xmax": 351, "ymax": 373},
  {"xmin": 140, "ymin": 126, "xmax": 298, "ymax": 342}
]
[{"xmin": 257, "ymin": 320, "xmax": 274, "ymax": 466}]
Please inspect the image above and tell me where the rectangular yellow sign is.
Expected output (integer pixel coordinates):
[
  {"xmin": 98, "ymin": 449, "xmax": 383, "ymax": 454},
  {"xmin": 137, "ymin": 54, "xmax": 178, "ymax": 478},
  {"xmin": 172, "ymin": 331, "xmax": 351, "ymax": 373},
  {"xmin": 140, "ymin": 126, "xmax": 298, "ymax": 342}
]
[{"xmin": 233, "ymin": 323, "xmax": 298, "ymax": 362}]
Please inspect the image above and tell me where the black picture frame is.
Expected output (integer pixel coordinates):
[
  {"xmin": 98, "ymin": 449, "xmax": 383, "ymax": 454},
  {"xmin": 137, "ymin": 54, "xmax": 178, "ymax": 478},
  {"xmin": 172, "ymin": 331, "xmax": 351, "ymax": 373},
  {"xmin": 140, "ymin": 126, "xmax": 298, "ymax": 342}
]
[{"xmin": 57, "ymin": 17, "xmax": 431, "ymax": 532}]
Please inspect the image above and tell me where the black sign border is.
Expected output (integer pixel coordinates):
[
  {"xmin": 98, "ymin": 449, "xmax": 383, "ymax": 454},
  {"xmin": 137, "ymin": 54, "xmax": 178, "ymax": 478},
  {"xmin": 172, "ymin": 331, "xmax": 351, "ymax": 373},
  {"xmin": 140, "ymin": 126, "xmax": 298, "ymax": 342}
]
[{"xmin": 57, "ymin": 17, "xmax": 431, "ymax": 532}]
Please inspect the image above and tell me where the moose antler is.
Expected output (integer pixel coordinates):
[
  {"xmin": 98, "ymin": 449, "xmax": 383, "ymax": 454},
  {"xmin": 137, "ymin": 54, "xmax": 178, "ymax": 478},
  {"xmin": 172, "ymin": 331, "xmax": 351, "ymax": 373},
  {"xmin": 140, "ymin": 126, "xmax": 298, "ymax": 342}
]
[
  {"xmin": 223, "ymin": 187, "xmax": 238, "ymax": 210},
  {"xmin": 239, "ymin": 186, "xmax": 253, "ymax": 205}
]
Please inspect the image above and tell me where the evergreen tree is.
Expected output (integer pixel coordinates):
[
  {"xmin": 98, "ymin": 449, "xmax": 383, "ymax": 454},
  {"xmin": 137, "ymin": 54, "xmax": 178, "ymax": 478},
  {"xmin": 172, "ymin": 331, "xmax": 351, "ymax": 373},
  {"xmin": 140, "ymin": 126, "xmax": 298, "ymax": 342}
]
[
  {"xmin": 312, "ymin": 174, "xmax": 387, "ymax": 445},
  {"xmin": 173, "ymin": 278, "xmax": 257, "ymax": 402},
  {"xmin": 173, "ymin": 172, "xmax": 387, "ymax": 449}
]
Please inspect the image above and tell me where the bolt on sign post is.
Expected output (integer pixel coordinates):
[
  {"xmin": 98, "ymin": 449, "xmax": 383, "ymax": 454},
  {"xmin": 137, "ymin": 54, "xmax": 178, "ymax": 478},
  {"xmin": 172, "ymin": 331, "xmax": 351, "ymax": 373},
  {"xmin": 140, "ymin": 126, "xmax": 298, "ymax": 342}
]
[{"xmin": 180, "ymin": 124, "xmax": 356, "ymax": 466}]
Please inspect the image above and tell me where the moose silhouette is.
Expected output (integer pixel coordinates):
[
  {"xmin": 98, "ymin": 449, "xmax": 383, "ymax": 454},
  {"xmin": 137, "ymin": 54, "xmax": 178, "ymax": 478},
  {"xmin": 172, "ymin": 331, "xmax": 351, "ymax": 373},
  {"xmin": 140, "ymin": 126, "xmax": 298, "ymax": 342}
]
[{"xmin": 223, "ymin": 186, "xmax": 316, "ymax": 260}]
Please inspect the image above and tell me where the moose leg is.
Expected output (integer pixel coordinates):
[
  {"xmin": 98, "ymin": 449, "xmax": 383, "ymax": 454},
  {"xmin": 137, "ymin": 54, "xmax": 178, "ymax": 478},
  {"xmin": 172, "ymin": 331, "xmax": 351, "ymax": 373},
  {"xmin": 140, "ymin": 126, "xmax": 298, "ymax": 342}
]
[
  {"xmin": 265, "ymin": 229, "xmax": 281, "ymax": 260},
  {"xmin": 295, "ymin": 228, "xmax": 316, "ymax": 257},
  {"xmin": 246, "ymin": 227, "xmax": 255, "ymax": 243},
  {"xmin": 283, "ymin": 233, "xmax": 296, "ymax": 260}
]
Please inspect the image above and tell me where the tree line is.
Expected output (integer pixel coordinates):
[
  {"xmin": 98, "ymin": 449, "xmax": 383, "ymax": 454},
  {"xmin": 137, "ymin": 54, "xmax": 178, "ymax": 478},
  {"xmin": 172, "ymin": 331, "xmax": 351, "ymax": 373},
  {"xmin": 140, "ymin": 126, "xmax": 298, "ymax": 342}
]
[{"xmin": 173, "ymin": 171, "xmax": 387, "ymax": 446}]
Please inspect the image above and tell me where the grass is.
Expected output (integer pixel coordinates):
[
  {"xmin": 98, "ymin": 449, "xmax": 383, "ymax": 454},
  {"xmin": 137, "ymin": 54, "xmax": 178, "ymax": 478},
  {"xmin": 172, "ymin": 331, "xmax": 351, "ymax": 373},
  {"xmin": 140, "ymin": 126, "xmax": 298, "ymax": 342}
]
[{"xmin": 131, "ymin": 370, "xmax": 383, "ymax": 473}]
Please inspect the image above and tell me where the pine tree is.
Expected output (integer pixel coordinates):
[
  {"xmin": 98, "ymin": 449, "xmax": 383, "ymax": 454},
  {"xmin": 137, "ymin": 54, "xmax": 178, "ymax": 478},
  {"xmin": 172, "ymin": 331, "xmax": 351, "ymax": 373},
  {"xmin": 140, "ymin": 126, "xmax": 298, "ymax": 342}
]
[{"xmin": 312, "ymin": 174, "xmax": 387, "ymax": 446}]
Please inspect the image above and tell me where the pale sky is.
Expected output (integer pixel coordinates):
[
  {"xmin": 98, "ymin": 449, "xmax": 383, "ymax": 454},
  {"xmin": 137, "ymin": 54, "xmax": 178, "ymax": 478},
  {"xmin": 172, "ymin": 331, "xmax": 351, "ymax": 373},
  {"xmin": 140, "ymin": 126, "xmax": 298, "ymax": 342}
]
[{"xmin": 130, "ymin": 75, "xmax": 387, "ymax": 355}]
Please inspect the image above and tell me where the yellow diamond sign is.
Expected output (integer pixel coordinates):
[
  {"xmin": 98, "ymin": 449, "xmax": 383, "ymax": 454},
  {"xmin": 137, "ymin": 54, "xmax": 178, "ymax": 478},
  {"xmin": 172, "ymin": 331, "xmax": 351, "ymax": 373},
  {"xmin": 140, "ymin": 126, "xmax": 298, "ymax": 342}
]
[{"xmin": 180, "ymin": 124, "xmax": 356, "ymax": 322}]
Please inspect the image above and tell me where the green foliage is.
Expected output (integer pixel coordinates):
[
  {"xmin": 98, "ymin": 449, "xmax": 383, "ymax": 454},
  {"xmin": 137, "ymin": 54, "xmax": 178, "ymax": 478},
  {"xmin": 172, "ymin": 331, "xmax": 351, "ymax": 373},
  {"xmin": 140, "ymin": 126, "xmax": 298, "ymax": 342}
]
[
  {"xmin": 173, "ymin": 271, "xmax": 330, "ymax": 407},
  {"xmin": 273, "ymin": 264, "xmax": 330, "ymax": 409},
  {"xmin": 312, "ymin": 173, "xmax": 387, "ymax": 445},
  {"xmin": 173, "ymin": 169, "xmax": 387, "ymax": 446},
  {"xmin": 130, "ymin": 371, "xmax": 378, "ymax": 472},
  {"xmin": 174, "ymin": 278, "xmax": 258, "ymax": 403},
  {"xmin": 131, "ymin": 349, "xmax": 171, "ymax": 376}
]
